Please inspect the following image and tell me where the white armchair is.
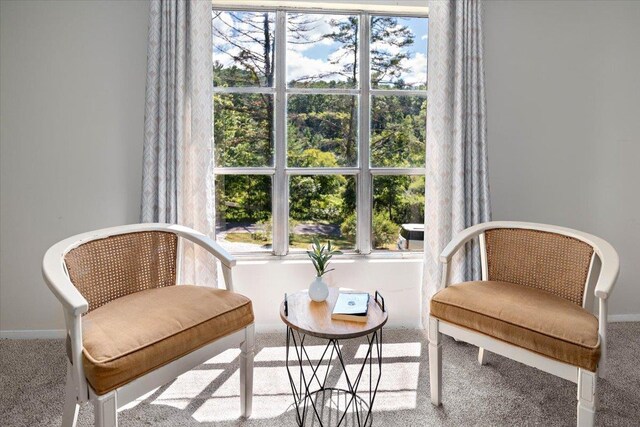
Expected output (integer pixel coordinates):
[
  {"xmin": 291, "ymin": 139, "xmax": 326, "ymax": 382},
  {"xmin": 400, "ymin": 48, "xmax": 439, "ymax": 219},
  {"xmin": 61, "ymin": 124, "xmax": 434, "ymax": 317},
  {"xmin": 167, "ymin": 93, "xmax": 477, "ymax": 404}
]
[
  {"xmin": 43, "ymin": 223, "xmax": 255, "ymax": 427},
  {"xmin": 428, "ymin": 221, "xmax": 619, "ymax": 427}
]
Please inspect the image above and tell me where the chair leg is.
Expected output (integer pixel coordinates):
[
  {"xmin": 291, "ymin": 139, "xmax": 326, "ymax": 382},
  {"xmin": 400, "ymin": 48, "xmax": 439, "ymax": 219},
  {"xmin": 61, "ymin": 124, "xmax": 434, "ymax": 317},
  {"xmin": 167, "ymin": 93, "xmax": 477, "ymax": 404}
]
[
  {"xmin": 428, "ymin": 317, "xmax": 442, "ymax": 406},
  {"xmin": 240, "ymin": 324, "xmax": 255, "ymax": 418},
  {"xmin": 62, "ymin": 365, "xmax": 79, "ymax": 427},
  {"xmin": 94, "ymin": 391, "xmax": 117, "ymax": 427},
  {"xmin": 597, "ymin": 342, "xmax": 607, "ymax": 380},
  {"xmin": 478, "ymin": 347, "xmax": 487, "ymax": 365},
  {"xmin": 577, "ymin": 369, "xmax": 597, "ymax": 427}
]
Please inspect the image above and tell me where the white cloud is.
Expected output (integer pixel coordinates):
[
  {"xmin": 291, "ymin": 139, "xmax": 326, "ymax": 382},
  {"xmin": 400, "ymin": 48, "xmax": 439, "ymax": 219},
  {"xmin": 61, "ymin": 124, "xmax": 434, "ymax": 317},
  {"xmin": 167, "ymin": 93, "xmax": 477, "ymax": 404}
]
[
  {"xmin": 401, "ymin": 52, "xmax": 428, "ymax": 87},
  {"xmin": 286, "ymin": 14, "xmax": 336, "ymax": 53},
  {"xmin": 286, "ymin": 50, "xmax": 345, "ymax": 82}
]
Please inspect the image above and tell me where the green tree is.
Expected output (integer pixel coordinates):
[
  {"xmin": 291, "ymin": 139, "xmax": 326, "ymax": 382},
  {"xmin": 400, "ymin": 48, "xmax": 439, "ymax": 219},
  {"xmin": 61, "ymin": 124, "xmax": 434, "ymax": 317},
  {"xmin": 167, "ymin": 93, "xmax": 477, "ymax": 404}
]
[
  {"xmin": 213, "ymin": 12, "xmax": 322, "ymax": 167},
  {"xmin": 289, "ymin": 149, "xmax": 351, "ymax": 224},
  {"xmin": 216, "ymin": 175, "xmax": 271, "ymax": 223},
  {"xmin": 288, "ymin": 93, "xmax": 357, "ymax": 167},
  {"xmin": 371, "ymin": 95, "xmax": 426, "ymax": 167},
  {"xmin": 370, "ymin": 17, "xmax": 415, "ymax": 88}
]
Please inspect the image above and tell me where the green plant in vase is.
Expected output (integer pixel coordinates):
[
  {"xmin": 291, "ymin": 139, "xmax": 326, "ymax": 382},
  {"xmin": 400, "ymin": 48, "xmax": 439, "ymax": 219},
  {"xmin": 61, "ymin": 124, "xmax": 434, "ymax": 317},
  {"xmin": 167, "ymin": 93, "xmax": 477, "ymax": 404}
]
[{"xmin": 306, "ymin": 237, "xmax": 343, "ymax": 302}]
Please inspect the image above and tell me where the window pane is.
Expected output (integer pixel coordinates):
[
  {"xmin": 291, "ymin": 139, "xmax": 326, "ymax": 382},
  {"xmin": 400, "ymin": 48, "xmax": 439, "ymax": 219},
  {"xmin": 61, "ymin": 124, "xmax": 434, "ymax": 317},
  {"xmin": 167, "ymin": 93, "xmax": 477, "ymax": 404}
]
[
  {"xmin": 288, "ymin": 94, "xmax": 357, "ymax": 167},
  {"xmin": 212, "ymin": 11, "xmax": 276, "ymax": 87},
  {"xmin": 370, "ymin": 16, "xmax": 428, "ymax": 90},
  {"xmin": 289, "ymin": 175, "xmax": 356, "ymax": 251},
  {"xmin": 215, "ymin": 175, "xmax": 272, "ymax": 252},
  {"xmin": 372, "ymin": 176, "xmax": 424, "ymax": 251},
  {"xmin": 287, "ymin": 14, "xmax": 358, "ymax": 88},
  {"xmin": 214, "ymin": 93, "xmax": 274, "ymax": 167},
  {"xmin": 371, "ymin": 95, "xmax": 426, "ymax": 167}
]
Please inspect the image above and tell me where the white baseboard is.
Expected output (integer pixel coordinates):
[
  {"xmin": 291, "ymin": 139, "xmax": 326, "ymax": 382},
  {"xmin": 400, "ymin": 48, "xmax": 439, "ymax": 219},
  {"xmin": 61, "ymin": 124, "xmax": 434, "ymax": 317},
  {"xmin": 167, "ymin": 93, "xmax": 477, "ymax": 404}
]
[
  {"xmin": 608, "ymin": 314, "xmax": 640, "ymax": 322},
  {"xmin": 2, "ymin": 315, "xmax": 638, "ymax": 339},
  {"xmin": 0, "ymin": 329, "xmax": 66, "ymax": 339}
]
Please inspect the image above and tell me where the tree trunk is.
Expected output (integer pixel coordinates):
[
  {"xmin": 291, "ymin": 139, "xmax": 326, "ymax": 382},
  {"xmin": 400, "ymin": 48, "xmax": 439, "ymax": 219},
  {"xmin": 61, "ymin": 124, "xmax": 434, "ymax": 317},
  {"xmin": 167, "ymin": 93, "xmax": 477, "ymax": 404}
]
[
  {"xmin": 346, "ymin": 28, "xmax": 358, "ymax": 165},
  {"xmin": 263, "ymin": 13, "xmax": 274, "ymax": 165}
]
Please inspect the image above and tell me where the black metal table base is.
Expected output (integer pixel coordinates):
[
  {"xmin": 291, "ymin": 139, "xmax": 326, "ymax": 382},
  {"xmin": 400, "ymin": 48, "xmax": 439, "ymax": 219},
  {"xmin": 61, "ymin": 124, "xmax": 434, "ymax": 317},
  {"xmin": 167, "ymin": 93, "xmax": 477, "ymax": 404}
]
[{"xmin": 285, "ymin": 327, "xmax": 383, "ymax": 426}]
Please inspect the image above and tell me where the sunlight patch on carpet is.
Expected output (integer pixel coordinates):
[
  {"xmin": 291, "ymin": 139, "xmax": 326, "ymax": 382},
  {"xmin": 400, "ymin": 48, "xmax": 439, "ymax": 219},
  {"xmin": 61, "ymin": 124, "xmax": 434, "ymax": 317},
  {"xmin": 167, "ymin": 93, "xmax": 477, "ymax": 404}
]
[
  {"xmin": 354, "ymin": 342, "xmax": 422, "ymax": 359},
  {"xmin": 119, "ymin": 387, "xmax": 160, "ymax": 411},
  {"xmin": 151, "ymin": 369, "xmax": 223, "ymax": 409},
  {"xmin": 192, "ymin": 395, "xmax": 294, "ymax": 422},
  {"xmin": 204, "ymin": 348, "xmax": 241, "ymax": 364},
  {"xmin": 255, "ymin": 345, "xmax": 341, "ymax": 362}
]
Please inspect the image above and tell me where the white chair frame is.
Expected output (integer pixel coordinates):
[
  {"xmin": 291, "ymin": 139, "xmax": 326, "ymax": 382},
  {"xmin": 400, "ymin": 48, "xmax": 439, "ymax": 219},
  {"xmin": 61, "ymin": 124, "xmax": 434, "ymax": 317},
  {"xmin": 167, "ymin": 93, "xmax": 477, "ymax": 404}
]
[
  {"xmin": 42, "ymin": 223, "xmax": 255, "ymax": 427},
  {"xmin": 428, "ymin": 221, "xmax": 619, "ymax": 427}
]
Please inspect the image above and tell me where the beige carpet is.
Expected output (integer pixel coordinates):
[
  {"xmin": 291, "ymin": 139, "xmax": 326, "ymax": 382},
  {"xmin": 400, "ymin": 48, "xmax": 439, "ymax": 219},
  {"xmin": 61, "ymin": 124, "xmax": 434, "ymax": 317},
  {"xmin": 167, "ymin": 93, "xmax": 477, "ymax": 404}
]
[{"xmin": 1, "ymin": 323, "xmax": 639, "ymax": 426}]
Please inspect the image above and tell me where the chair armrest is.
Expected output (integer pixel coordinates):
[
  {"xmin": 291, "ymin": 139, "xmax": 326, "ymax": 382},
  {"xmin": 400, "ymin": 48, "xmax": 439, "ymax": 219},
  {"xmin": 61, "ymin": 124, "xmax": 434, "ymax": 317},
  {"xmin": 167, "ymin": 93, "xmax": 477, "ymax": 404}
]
[
  {"xmin": 168, "ymin": 224, "xmax": 236, "ymax": 269},
  {"xmin": 440, "ymin": 223, "xmax": 492, "ymax": 263},
  {"xmin": 42, "ymin": 241, "xmax": 88, "ymax": 395},
  {"xmin": 593, "ymin": 240, "xmax": 620, "ymax": 300},
  {"xmin": 42, "ymin": 245, "xmax": 89, "ymax": 317}
]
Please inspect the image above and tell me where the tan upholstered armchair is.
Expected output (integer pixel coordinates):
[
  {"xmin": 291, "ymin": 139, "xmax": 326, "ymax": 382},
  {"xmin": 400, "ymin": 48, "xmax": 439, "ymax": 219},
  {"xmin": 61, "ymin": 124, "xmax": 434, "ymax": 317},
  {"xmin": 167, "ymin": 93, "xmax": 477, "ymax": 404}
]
[
  {"xmin": 428, "ymin": 221, "xmax": 619, "ymax": 427},
  {"xmin": 43, "ymin": 224, "xmax": 255, "ymax": 427}
]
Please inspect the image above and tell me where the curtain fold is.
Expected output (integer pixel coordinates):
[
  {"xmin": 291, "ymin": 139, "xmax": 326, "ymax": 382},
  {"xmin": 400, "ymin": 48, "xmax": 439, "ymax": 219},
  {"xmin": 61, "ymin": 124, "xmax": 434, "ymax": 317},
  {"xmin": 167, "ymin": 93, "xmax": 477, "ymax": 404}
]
[
  {"xmin": 141, "ymin": 0, "xmax": 216, "ymax": 286},
  {"xmin": 423, "ymin": 0, "xmax": 491, "ymax": 325}
]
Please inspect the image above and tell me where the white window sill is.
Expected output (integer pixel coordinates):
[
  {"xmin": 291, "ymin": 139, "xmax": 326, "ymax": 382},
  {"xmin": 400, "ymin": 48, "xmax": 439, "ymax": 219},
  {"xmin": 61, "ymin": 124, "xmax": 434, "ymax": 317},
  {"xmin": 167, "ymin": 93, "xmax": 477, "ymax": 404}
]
[{"xmin": 234, "ymin": 251, "xmax": 424, "ymax": 263}]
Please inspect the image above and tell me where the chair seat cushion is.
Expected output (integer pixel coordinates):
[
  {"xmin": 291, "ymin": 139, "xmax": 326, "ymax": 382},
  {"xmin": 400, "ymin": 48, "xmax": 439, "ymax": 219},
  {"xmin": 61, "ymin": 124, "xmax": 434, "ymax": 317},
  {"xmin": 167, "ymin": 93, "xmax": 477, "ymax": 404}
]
[
  {"xmin": 82, "ymin": 285, "xmax": 254, "ymax": 395},
  {"xmin": 430, "ymin": 281, "xmax": 600, "ymax": 371}
]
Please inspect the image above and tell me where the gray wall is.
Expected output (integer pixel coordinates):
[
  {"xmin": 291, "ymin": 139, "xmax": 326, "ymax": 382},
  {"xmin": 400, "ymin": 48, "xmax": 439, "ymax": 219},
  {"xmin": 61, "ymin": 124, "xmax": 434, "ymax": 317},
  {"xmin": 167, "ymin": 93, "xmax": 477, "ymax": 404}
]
[
  {"xmin": 0, "ymin": 0, "xmax": 149, "ymax": 332},
  {"xmin": 484, "ymin": 0, "xmax": 640, "ymax": 316}
]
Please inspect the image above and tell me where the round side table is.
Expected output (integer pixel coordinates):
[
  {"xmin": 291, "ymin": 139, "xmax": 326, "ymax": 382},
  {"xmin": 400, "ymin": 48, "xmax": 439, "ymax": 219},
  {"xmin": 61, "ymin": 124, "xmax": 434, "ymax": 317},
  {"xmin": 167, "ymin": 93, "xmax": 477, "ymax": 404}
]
[{"xmin": 280, "ymin": 288, "xmax": 388, "ymax": 426}]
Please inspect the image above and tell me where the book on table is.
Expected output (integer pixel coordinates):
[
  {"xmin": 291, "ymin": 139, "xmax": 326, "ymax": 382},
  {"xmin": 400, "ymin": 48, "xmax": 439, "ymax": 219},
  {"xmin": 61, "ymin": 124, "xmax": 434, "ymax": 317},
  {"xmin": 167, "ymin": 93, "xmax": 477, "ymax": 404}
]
[{"xmin": 331, "ymin": 292, "xmax": 370, "ymax": 323}]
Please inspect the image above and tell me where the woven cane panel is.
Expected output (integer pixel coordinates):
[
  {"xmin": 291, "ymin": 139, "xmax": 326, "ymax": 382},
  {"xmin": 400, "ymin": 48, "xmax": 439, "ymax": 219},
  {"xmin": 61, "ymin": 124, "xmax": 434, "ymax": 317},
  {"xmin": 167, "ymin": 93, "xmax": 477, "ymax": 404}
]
[
  {"xmin": 484, "ymin": 228, "xmax": 594, "ymax": 305},
  {"xmin": 64, "ymin": 231, "xmax": 177, "ymax": 312}
]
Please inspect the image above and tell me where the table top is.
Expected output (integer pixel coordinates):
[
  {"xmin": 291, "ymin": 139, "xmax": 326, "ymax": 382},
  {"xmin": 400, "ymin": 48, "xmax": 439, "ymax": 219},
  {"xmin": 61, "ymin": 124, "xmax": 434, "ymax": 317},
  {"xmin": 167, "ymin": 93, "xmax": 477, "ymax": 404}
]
[{"xmin": 279, "ymin": 288, "xmax": 388, "ymax": 340}]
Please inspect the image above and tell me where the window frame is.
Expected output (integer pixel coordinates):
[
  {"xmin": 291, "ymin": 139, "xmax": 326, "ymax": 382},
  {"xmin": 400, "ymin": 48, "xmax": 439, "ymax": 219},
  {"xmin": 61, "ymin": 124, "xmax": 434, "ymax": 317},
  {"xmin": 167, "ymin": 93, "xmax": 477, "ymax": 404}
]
[{"xmin": 212, "ymin": 6, "xmax": 428, "ymax": 257}]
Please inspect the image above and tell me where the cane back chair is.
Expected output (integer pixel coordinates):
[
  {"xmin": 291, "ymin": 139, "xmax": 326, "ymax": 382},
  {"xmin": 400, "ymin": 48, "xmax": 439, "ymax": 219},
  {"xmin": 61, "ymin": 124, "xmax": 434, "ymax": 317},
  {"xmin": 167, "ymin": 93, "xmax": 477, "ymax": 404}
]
[
  {"xmin": 42, "ymin": 223, "xmax": 255, "ymax": 427},
  {"xmin": 428, "ymin": 221, "xmax": 619, "ymax": 427}
]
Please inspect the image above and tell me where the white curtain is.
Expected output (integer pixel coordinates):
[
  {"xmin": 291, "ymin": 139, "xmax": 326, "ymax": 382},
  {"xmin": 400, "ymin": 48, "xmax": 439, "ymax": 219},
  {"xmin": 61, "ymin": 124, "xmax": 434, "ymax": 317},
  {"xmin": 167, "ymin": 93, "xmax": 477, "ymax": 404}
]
[
  {"xmin": 423, "ymin": 0, "xmax": 491, "ymax": 325},
  {"xmin": 141, "ymin": 0, "xmax": 216, "ymax": 286}
]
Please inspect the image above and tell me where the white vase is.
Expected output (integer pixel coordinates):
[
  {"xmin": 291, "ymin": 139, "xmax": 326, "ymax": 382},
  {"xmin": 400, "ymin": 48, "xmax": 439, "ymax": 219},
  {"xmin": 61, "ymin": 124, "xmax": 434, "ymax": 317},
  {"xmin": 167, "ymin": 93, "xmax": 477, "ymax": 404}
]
[{"xmin": 309, "ymin": 276, "xmax": 329, "ymax": 302}]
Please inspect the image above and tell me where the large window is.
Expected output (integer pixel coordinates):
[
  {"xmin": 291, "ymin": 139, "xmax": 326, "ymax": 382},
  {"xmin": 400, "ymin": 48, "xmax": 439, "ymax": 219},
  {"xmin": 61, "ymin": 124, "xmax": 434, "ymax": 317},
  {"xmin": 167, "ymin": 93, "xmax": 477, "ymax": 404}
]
[{"xmin": 213, "ymin": 8, "xmax": 427, "ymax": 255}]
